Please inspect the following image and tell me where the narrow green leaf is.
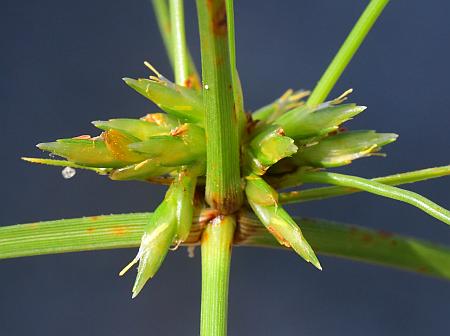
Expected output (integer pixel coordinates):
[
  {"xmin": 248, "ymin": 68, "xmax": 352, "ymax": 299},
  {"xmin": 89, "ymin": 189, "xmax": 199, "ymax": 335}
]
[
  {"xmin": 2, "ymin": 213, "xmax": 450, "ymax": 280},
  {"xmin": 151, "ymin": 0, "xmax": 201, "ymax": 89},
  {"xmin": 307, "ymin": 0, "xmax": 390, "ymax": 105},
  {"xmin": 225, "ymin": 0, "xmax": 246, "ymax": 138},
  {"xmin": 278, "ymin": 165, "xmax": 450, "ymax": 203},
  {"xmin": 169, "ymin": 0, "xmax": 189, "ymax": 85},
  {"xmin": 299, "ymin": 171, "xmax": 450, "ymax": 225},
  {"xmin": 238, "ymin": 214, "xmax": 450, "ymax": 280}
]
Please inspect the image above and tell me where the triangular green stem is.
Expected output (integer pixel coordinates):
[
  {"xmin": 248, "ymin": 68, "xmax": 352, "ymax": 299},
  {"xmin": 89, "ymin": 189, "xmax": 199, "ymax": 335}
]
[
  {"xmin": 196, "ymin": 0, "xmax": 243, "ymax": 213},
  {"xmin": 200, "ymin": 215, "xmax": 235, "ymax": 336},
  {"xmin": 196, "ymin": 0, "xmax": 243, "ymax": 334}
]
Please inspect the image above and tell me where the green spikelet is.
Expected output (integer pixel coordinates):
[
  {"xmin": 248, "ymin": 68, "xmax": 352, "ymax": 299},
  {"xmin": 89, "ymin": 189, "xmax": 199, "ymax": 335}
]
[
  {"xmin": 245, "ymin": 174, "xmax": 321, "ymax": 270},
  {"xmin": 245, "ymin": 125, "xmax": 298, "ymax": 175},
  {"xmin": 274, "ymin": 104, "xmax": 366, "ymax": 141},
  {"xmin": 119, "ymin": 184, "xmax": 178, "ymax": 298},
  {"xmin": 123, "ymin": 77, "xmax": 204, "ymax": 124},
  {"xmin": 36, "ymin": 138, "xmax": 123, "ymax": 168},
  {"xmin": 294, "ymin": 130, "xmax": 398, "ymax": 168}
]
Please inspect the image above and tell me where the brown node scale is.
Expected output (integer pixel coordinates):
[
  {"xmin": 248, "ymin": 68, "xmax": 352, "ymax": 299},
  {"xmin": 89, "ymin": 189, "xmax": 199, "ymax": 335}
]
[
  {"xmin": 202, "ymin": 230, "xmax": 209, "ymax": 243},
  {"xmin": 208, "ymin": 191, "xmax": 241, "ymax": 215},
  {"xmin": 233, "ymin": 213, "xmax": 258, "ymax": 245}
]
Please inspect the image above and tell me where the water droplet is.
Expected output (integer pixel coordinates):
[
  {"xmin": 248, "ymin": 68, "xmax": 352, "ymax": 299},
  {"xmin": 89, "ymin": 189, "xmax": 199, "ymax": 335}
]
[
  {"xmin": 187, "ymin": 246, "xmax": 195, "ymax": 258},
  {"xmin": 62, "ymin": 167, "xmax": 76, "ymax": 179},
  {"xmin": 204, "ymin": 84, "xmax": 209, "ymax": 90}
]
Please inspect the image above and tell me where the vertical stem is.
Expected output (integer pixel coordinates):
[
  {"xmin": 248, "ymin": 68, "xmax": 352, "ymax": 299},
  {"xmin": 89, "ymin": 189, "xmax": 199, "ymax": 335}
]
[
  {"xmin": 200, "ymin": 215, "xmax": 235, "ymax": 336},
  {"xmin": 307, "ymin": 0, "xmax": 390, "ymax": 106},
  {"xmin": 196, "ymin": 1, "xmax": 240, "ymax": 334},
  {"xmin": 151, "ymin": 0, "xmax": 174, "ymax": 63},
  {"xmin": 196, "ymin": 0, "xmax": 243, "ymax": 213},
  {"xmin": 170, "ymin": 0, "xmax": 189, "ymax": 85},
  {"xmin": 151, "ymin": 0, "xmax": 201, "ymax": 88},
  {"xmin": 225, "ymin": 0, "xmax": 246, "ymax": 137}
]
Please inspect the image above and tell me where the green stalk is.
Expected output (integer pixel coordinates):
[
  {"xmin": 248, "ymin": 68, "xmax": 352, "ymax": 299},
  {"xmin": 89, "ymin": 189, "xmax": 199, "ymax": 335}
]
[
  {"xmin": 196, "ymin": 1, "xmax": 242, "ymax": 334},
  {"xmin": 151, "ymin": 0, "xmax": 200, "ymax": 87},
  {"xmin": 200, "ymin": 215, "xmax": 235, "ymax": 336},
  {"xmin": 307, "ymin": 0, "xmax": 390, "ymax": 106},
  {"xmin": 299, "ymin": 171, "xmax": 450, "ymax": 225},
  {"xmin": 196, "ymin": 0, "xmax": 243, "ymax": 213},
  {"xmin": 151, "ymin": 0, "xmax": 174, "ymax": 63},
  {"xmin": 278, "ymin": 165, "xmax": 450, "ymax": 203},
  {"xmin": 169, "ymin": 0, "xmax": 189, "ymax": 85},
  {"xmin": 225, "ymin": 0, "xmax": 246, "ymax": 136}
]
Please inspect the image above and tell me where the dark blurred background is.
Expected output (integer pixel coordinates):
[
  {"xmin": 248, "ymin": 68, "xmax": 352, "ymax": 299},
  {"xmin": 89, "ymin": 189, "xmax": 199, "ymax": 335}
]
[{"xmin": 1, "ymin": 0, "xmax": 449, "ymax": 335}]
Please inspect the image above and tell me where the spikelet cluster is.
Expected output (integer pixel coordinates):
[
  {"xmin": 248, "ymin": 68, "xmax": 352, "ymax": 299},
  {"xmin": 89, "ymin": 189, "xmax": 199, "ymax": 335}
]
[{"xmin": 25, "ymin": 64, "xmax": 398, "ymax": 297}]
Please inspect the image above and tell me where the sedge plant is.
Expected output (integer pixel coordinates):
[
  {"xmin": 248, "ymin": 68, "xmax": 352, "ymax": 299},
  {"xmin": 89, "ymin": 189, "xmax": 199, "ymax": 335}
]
[{"xmin": 2, "ymin": 0, "xmax": 450, "ymax": 334}]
